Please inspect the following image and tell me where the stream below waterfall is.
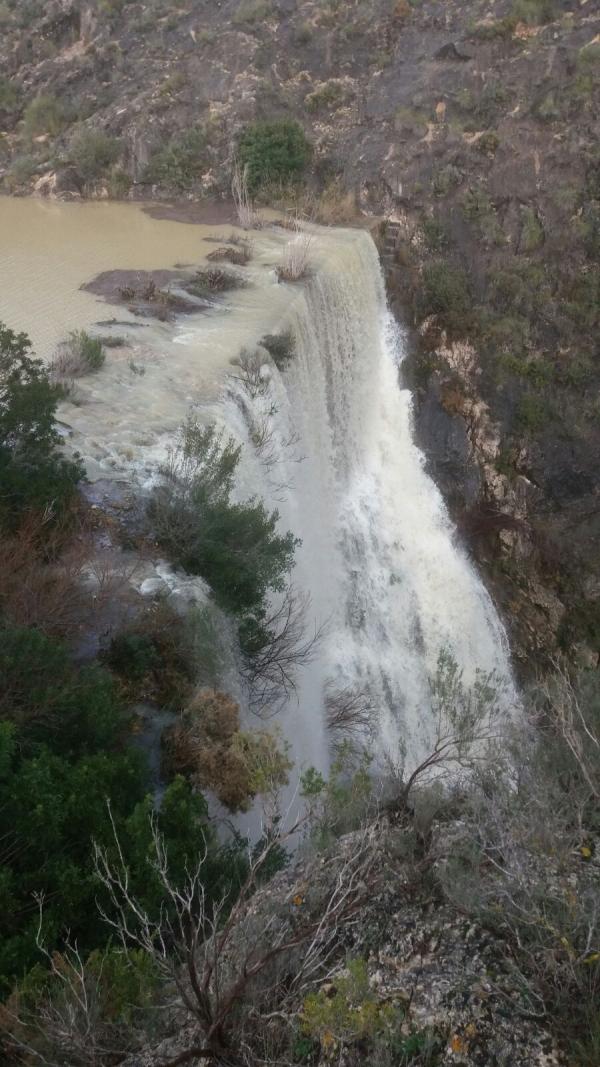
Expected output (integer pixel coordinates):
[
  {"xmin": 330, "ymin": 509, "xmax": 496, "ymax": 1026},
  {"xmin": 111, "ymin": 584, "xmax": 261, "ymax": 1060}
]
[{"xmin": 0, "ymin": 196, "xmax": 515, "ymax": 787}]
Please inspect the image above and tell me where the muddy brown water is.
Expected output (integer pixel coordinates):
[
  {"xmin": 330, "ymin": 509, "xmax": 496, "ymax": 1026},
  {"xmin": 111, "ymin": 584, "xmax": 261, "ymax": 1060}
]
[{"xmin": 0, "ymin": 195, "xmax": 316, "ymax": 482}]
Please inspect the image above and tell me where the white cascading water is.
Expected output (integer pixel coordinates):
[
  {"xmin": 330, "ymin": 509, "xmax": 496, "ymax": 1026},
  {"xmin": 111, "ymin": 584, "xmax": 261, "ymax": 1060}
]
[{"xmin": 210, "ymin": 229, "xmax": 514, "ymax": 776}]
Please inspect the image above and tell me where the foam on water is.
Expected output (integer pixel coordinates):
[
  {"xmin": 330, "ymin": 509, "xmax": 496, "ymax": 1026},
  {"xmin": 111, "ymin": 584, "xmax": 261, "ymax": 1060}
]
[{"xmin": 214, "ymin": 228, "xmax": 515, "ymax": 773}]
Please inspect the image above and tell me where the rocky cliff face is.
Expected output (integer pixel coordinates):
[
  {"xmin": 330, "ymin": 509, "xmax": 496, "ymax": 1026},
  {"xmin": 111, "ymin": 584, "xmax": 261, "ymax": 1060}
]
[{"xmin": 1, "ymin": 0, "xmax": 599, "ymax": 669}]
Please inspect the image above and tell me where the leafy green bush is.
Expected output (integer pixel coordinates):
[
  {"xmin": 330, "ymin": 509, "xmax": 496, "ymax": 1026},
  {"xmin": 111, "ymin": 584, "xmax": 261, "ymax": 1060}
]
[
  {"xmin": 103, "ymin": 602, "xmax": 217, "ymax": 709},
  {"xmin": 144, "ymin": 127, "xmax": 206, "ymax": 189},
  {"xmin": 238, "ymin": 119, "xmax": 310, "ymax": 193},
  {"xmin": 259, "ymin": 328, "xmax": 296, "ymax": 368},
  {"xmin": 516, "ymin": 391, "xmax": 550, "ymax": 434},
  {"xmin": 419, "ymin": 261, "xmax": 472, "ymax": 335},
  {"xmin": 0, "ymin": 626, "xmax": 127, "ymax": 757},
  {"xmin": 71, "ymin": 329, "xmax": 105, "ymax": 369},
  {"xmin": 432, "ymin": 164, "xmax": 461, "ymax": 197},
  {"xmin": 0, "ymin": 619, "xmax": 247, "ymax": 989},
  {"xmin": 23, "ymin": 94, "xmax": 67, "ymax": 137},
  {"xmin": 70, "ymin": 128, "xmax": 120, "ymax": 182},
  {"xmin": 302, "ymin": 958, "xmax": 404, "ymax": 1049},
  {"xmin": 149, "ymin": 420, "xmax": 299, "ymax": 629},
  {"xmin": 0, "ymin": 323, "xmax": 83, "ymax": 531}
]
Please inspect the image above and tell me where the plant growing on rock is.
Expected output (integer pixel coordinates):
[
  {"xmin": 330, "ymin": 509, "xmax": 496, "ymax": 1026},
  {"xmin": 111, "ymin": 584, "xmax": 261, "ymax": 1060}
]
[
  {"xmin": 69, "ymin": 128, "xmax": 121, "ymax": 183},
  {"xmin": 23, "ymin": 94, "xmax": 67, "ymax": 137},
  {"xmin": 144, "ymin": 127, "xmax": 206, "ymax": 190},
  {"xmin": 259, "ymin": 328, "xmax": 296, "ymax": 369},
  {"xmin": 49, "ymin": 330, "xmax": 106, "ymax": 384},
  {"xmin": 238, "ymin": 119, "xmax": 310, "ymax": 194},
  {"xmin": 276, "ymin": 225, "xmax": 313, "ymax": 282}
]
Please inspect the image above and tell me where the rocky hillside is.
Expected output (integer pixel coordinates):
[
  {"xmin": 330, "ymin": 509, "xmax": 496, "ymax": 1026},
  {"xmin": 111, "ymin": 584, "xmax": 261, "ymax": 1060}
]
[{"xmin": 1, "ymin": 0, "xmax": 599, "ymax": 670}]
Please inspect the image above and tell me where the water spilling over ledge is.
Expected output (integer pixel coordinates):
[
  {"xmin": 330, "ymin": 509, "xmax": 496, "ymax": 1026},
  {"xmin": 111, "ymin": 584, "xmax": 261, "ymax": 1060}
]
[{"xmin": 0, "ymin": 197, "xmax": 516, "ymax": 778}]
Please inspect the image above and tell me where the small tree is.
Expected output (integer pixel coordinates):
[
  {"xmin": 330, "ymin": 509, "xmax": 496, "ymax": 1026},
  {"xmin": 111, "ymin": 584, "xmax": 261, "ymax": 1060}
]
[
  {"xmin": 0, "ymin": 323, "xmax": 83, "ymax": 531},
  {"xmin": 149, "ymin": 419, "xmax": 299, "ymax": 623}
]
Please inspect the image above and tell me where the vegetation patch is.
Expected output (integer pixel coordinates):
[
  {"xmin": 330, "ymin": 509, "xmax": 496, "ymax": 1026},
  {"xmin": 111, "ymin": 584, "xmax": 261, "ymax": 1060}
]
[
  {"xmin": 69, "ymin": 128, "xmax": 121, "ymax": 183},
  {"xmin": 23, "ymin": 94, "xmax": 67, "ymax": 137},
  {"xmin": 238, "ymin": 119, "xmax": 310, "ymax": 194},
  {"xmin": 148, "ymin": 420, "xmax": 299, "ymax": 643},
  {"xmin": 49, "ymin": 330, "xmax": 106, "ymax": 383},
  {"xmin": 305, "ymin": 78, "xmax": 350, "ymax": 114},
  {"xmin": 185, "ymin": 267, "xmax": 246, "ymax": 297},
  {"xmin": 144, "ymin": 127, "xmax": 206, "ymax": 190},
  {"xmin": 0, "ymin": 323, "xmax": 83, "ymax": 532},
  {"xmin": 259, "ymin": 328, "xmax": 296, "ymax": 369},
  {"xmin": 165, "ymin": 688, "xmax": 292, "ymax": 811}
]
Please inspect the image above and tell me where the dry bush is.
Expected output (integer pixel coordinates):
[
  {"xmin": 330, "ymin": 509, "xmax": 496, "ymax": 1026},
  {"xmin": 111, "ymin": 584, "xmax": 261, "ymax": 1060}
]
[
  {"xmin": 165, "ymin": 689, "xmax": 292, "ymax": 812},
  {"xmin": 49, "ymin": 330, "xmax": 105, "ymax": 385},
  {"xmin": 241, "ymin": 586, "xmax": 323, "ymax": 713},
  {"xmin": 207, "ymin": 240, "xmax": 253, "ymax": 266},
  {"xmin": 276, "ymin": 223, "xmax": 313, "ymax": 282},
  {"xmin": 314, "ymin": 181, "xmax": 358, "ymax": 225},
  {"xmin": 230, "ymin": 346, "xmax": 269, "ymax": 399},
  {"xmin": 91, "ymin": 813, "xmax": 377, "ymax": 1066},
  {"xmin": 325, "ymin": 683, "xmax": 375, "ymax": 740},
  {"xmin": 232, "ymin": 162, "xmax": 261, "ymax": 229},
  {"xmin": 0, "ymin": 514, "xmax": 141, "ymax": 641},
  {"xmin": 435, "ymin": 667, "xmax": 600, "ymax": 1052}
]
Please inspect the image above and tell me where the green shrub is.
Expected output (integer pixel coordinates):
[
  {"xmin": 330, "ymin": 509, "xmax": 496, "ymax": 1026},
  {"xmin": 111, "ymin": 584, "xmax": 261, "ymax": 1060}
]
[
  {"xmin": 72, "ymin": 329, "xmax": 105, "ymax": 369},
  {"xmin": 144, "ymin": 127, "xmax": 206, "ymax": 190},
  {"xmin": 232, "ymin": 0, "xmax": 272, "ymax": 25},
  {"xmin": 7, "ymin": 154, "xmax": 37, "ymax": 187},
  {"xmin": 516, "ymin": 391, "xmax": 550, "ymax": 434},
  {"xmin": 432, "ymin": 164, "xmax": 461, "ymax": 197},
  {"xmin": 149, "ymin": 420, "xmax": 299, "ymax": 626},
  {"xmin": 238, "ymin": 119, "xmax": 310, "ymax": 193},
  {"xmin": 70, "ymin": 128, "xmax": 120, "ymax": 182},
  {"xmin": 294, "ymin": 21, "xmax": 312, "ymax": 44},
  {"xmin": 103, "ymin": 602, "xmax": 216, "ymax": 709},
  {"xmin": 421, "ymin": 217, "xmax": 450, "ymax": 253},
  {"xmin": 0, "ymin": 323, "xmax": 83, "ymax": 531},
  {"xmin": 462, "ymin": 186, "xmax": 505, "ymax": 245},
  {"xmin": 0, "ymin": 626, "xmax": 126, "ymax": 757},
  {"xmin": 419, "ymin": 261, "xmax": 472, "ymax": 334},
  {"xmin": 302, "ymin": 958, "xmax": 404, "ymax": 1049},
  {"xmin": 23, "ymin": 94, "xmax": 67, "ymax": 137},
  {"xmin": 259, "ymin": 328, "xmax": 296, "ymax": 368}
]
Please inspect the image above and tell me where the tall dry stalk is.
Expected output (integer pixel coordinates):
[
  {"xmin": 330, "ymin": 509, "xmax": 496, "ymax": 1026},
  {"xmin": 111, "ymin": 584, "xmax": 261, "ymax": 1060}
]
[
  {"xmin": 231, "ymin": 162, "xmax": 261, "ymax": 229},
  {"xmin": 276, "ymin": 221, "xmax": 313, "ymax": 282}
]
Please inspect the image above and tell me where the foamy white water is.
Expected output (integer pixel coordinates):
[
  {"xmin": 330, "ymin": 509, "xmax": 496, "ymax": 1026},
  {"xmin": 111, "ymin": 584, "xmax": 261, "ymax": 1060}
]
[{"xmin": 215, "ymin": 228, "xmax": 515, "ymax": 774}]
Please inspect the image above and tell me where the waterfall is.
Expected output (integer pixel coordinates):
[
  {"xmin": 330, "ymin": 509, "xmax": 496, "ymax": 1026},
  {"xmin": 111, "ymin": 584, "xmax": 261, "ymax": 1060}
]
[{"xmin": 211, "ymin": 228, "xmax": 514, "ymax": 776}]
